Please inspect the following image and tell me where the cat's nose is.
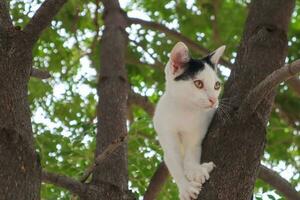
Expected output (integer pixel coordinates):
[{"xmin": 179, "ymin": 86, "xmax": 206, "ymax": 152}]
[{"xmin": 209, "ymin": 97, "xmax": 217, "ymax": 106}]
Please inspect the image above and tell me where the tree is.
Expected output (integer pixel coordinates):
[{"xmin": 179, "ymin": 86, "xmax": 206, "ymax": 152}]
[{"xmin": 0, "ymin": 0, "xmax": 299, "ymax": 200}]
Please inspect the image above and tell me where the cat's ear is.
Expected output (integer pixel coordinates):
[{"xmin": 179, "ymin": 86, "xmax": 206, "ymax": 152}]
[
  {"xmin": 210, "ymin": 45, "xmax": 226, "ymax": 65},
  {"xmin": 170, "ymin": 42, "xmax": 189, "ymax": 74}
]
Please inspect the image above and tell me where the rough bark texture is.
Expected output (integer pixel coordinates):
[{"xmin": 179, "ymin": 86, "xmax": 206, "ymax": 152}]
[
  {"xmin": 82, "ymin": 0, "xmax": 129, "ymax": 199},
  {"xmin": 0, "ymin": 25, "xmax": 41, "ymax": 200},
  {"xmin": 0, "ymin": 0, "xmax": 68, "ymax": 199},
  {"xmin": 198, "ymin": 1, "xmax": 295, "ymax": 200}
]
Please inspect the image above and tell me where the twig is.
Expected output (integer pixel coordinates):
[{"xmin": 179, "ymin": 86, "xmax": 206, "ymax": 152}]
[
  {"xmin": 79, "ymin": 132, "xmax": 128, "ymax": 183},
  {"xmin": 30, "ymin": 68, "xmax": 51, "ymax": 79},
  {"xmin": 42, "ymin": 171, "xmax": 84, "ymax": 196},
  {"xmin": 23, "ymin": 0, "xmax": 68, "ymax": 45},
  {"xmin": 258, "ymin": 165, "xmax": 300, "ymax": 200},
  {"xmin": 0, "ymin": 0, "xmax": 13, "ymax": 31},
  {"xmin": 239, "ymin": 59, "xmax": 300, "ymax": 114}
]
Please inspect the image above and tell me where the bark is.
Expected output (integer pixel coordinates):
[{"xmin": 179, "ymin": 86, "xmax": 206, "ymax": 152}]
[
  {"xmin": 80, "ymin": 0, "xmax": 130, "ymax": 199},
  {"xmin": 0, "ymin": 1, "xmax": 67, "ymax": 199},
  {"xmin": 0, "ymin": 21, "xmax": 41, "ymax": 200},
  {"xmin": 198, "ymin": 1, "xmax": 295, "ymax": 200},
  {"xmin": 0, "ymin": 0, "xmax": 13, "ymax": 32}
]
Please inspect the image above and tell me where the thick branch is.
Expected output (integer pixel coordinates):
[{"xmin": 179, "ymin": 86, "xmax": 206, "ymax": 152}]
[
  {"xmin": 30, "ymin": 68, "xmax": 51, "ymax": 79},
  {"xmin": 42, "ymin": 171, "xmax": 84, "ymax": 196},
  {"xmin": 127, "ymin": 17, "xmax": 232, "ymax": 68},
  {"xmin": 240, "ymin": 59, "xmax": 300, "ymax": 113},
  {"xmin": 0, "ymin": 0, "xmax": 13, "ymax": 31},
  {"xmin": 143, "ymin": 162, "xmax": 169, "ymax": 200},
  {"xmin": 23, "ymin": 0, "xmax": 67, "ymax": 45},
  {"xmin": 80, "ymin": 132, "xmax": 128, "ymax": 183},
  {"xmin": 258, "ymin": 165, "xmax": 300, "ymax": 200}
]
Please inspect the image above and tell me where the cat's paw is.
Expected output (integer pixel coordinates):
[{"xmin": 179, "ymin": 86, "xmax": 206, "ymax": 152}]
[
  {"xmin": 201, "ymin": 162, "xmax": 216, "ymax": 173},
  {"xmin": 184, "ymin": 162, "xmax": 216, "ymax": 184},
  {"xmin": 178, "ymin": 180, "xmax": 202, "ymax": 200}
]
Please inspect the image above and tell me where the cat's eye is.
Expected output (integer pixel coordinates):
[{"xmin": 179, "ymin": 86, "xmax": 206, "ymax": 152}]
[
  {"xmin": 214, "ymin": 81, "xmax": 221, "ymax": 90},
  {"xmin": 194, "ymin": 80, "xmax": 204, "ymax": 89}
]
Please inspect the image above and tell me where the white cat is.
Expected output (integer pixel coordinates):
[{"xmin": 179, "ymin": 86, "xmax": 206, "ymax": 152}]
[{"xmin": 153, "ymin": 42, "xmax": 225, "ymax": 200}]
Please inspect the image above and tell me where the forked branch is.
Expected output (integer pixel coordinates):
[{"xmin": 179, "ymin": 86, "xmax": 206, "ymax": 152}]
[
  {"xmin": 79, "ymin": 132, "xmax": 128, "ymax": 183},
  {"xmin": 42, "ymin": 171, "xmax": 84, "ymax": 196},
  {"xmin": 23, "ymin": 0, "xmax": 68, "ymax": 45},
  {"xmin": 240, "ymin": 59, "xmax": 300, "ymax": 113}
]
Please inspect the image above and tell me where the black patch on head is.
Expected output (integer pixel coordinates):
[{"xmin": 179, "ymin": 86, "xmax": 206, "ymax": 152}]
[
  {"xmin": 174, "ymin": 56, "xmax": 216, "ymax": 81},
  {"xmin": 202, "ymin": 53, "xmax": 216, "ymax": 70}
]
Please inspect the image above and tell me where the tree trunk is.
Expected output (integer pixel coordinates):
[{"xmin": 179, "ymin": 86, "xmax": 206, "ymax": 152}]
[
  {"xmin": 199, "ymin": 0, "xmax": 295, "ymax": 199},
  {"xmin": 81, "ymin": 0, "xmax": 129, "ymax": 199},
  {"xmin": 0, "ymin": 29, "xmax": 41, "ymax": 199}
]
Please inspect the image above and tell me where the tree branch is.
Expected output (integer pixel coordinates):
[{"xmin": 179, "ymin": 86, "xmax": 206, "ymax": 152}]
[
  {"xmin": 128, "ymin": 89, "xmax": 155, "ymax": 116},
  {"xmin": 127, "ymin": 17, "xmax": 232, "ymax": 68},
  {"xmin": 258, "ymin": 165, "xmax": 300, "ymax": 200},
  {"xmin": 240, "ymin": 59, "xmax": 300, "ymax": 114},
  {"xmin": 0, "ymin": 0, "xmax": 13, "ymax": 31},
  {"xmin": 30, "ymin": 68, "xmax": 51, "ymax": 79},
  {"xmin": 79, "ymin": 132, "xmax": 128, "ymax": 183},
  {"xmin": 42, "ymin": 171, "xmax": 85, "ymax": 196},
  {"xmin": 286, "ymin": 77, "xmax": 300, "ymax": 97},
  {"xmin": 143, "ymin": 162, "xmax": 169, "ymax": 200},
  {"xmin": 23, "ymin": 0, "xmax": 68, "ymax": 45}
]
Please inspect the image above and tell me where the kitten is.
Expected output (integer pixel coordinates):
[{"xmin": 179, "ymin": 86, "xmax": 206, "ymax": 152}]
[{"xmin": 153, "ymin": 42, "xmax": 225, "ymax": 200}]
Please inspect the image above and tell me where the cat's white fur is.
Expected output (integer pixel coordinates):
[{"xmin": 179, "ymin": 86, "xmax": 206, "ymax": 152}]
[{"xmin": 153, "ymin": 42, "xmax": 225, "ymax": 200}]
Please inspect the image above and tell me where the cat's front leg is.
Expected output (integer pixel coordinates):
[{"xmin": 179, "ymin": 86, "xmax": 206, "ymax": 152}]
[
  {"xmin": 183, "ymin": 145, "xmax": 215, "ymax": 184},
  {"xmin": 157, "ymin": 131, "xmax": 201, "ymax": 200}
]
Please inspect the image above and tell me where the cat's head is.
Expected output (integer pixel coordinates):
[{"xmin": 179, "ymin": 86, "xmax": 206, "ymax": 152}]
[{"xmin": 165, "ymin": 42, "xmax": 225, "ymax": 110}]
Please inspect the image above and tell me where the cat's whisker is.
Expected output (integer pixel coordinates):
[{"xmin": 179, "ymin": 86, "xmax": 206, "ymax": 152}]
[
  {"xmin": 218, "ymin": 109, "xmax": 227, "ymax": 123},
  {"xmin": 218, "ymin": 103, "xmax": 232, "ymax": 110},
  {"xmin": 219, "ymin": 104, "xmax": 231, "ymax": 110},
  {"xmin": 218, "ymin": 106, "xmax": 231, "ymax": 122},
  {"xmin": 217, "ymin": 108, "xmax": 228, "ymax": 123}
]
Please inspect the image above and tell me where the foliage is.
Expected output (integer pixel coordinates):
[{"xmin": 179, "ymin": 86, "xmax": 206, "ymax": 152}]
[{"xmin": 10, "ymin": 0, "xmax": 300, "ymax": 199}]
